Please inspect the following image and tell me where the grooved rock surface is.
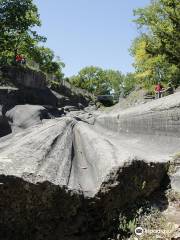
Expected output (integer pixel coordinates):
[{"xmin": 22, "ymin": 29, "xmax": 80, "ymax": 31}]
[
  {"xmin": 96, "ymin": 92, "xmax": 180, "ymax": 137},
  {"xmin": 0, "ymin": 92, "xmax": 180, "ymax": 239}
]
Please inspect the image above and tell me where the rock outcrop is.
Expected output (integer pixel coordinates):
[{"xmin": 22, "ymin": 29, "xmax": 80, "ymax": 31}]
[
  {"xmin": 5, "ymin": 104, "xmax": 51, "ymax": 132},
  {"xmin": 0, "ymin": 92, "xmax": 180, "ymax": 239},
  {"xmin": 0, "ymin": 66, "xmax": 93, "ymax": 108},
  {"xmin": 96, "ymin": 92, "xmax": 180, "ymax": 137},
  {"xmin": 0, "ymin": 65, "xmax": 46, "ymax": 89},
  {"xmin": 0, "ymin": 106, "xmax": 11, "ymax": 137}
]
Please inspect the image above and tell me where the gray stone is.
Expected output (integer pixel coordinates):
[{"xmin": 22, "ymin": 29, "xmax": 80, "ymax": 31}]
[
  {"xmin": 5, "ymin": 104, "xmax": 51, "ymax": 132},
  {"xmin": 95, "ymin": 92, "xmax": 180, "ymax": 137},
  {"xmin": 1, "ymin": 92, "xmax": 180, "ymax": 239},
  {"xmin": 0, "ymin": 66, "xmax": 46, "ymax": 89},
  {"xmin": 0, "ymin": 105, "xmax": 11, "ymax": 137},
  {"xmin": 171, "ymin": 169, "xmax": 180, "ymax": 193},
  {"xmin": 0, "ymin": 116, "xmax": 170, "ymax": 239}
]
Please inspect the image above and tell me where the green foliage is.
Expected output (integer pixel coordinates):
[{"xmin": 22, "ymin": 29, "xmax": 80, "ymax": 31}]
[
  {"xmin": 70, "ymin": 66, "xmax": 125, "ymax": 96},
  {"xmin": 117, "ymin": 198, "xmax": 177, "ymax": 240},
  {"xmin": 28, "ymin": 46, "xmax": 65, "ymax": 81},
  {"xmin": 123, "ymin": 73, "xmax": 137, "ymax": 96},
  {"xmin": 70, "ymin": 66, "xmax": 109, "ymax": 95},
  {"xmin": 0, "ymin": 0, "xmax": 45, "ymax": 61},
  {"xmin": 131, "ymin": 0, "xmax": 180, "ymax": 88},
  {"xmin": 103, "ymin": 69, "xmax": 124, "ymax": 93},
  {"xmin": 119, "ymin": 214, "xmax": 137, "ymax": 235},
  {"xmin": 0, "ymin": 0, "xmax": 65, "ymax": 83}
]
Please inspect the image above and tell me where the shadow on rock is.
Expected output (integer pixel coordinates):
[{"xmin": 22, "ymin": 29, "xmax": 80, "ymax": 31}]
[
  {"xmin": 0, "ymin": 160, "xmax": 170, "ymax": 240},
  {"xmin": 0, "ymin": 115, "xmax": 12, "ymax": 137},
  {"xmin": 0, "ymin": 175, "xmax": 86, "ymax": 240}
]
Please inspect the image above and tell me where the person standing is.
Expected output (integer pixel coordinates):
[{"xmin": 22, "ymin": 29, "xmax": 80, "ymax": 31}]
[
  {"xmin": 155, "ymin": 82, "xmax": 164, "ymax": 99},
  {"xmin": 15, "ymin": 54, "xmax": 21, "ymax": 63}
]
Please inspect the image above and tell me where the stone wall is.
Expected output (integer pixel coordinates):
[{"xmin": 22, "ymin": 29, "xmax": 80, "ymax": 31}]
[
  {"xmin": 0, "ymin": 66, "xmax": 93, "ymax": 107},
  {"xmin": 0, "ymin": 65, "xmax": 46, "ymax": 89},
  {"xmin": 61, "ymin": 80, "xmax": 94, "ymax": 99}
]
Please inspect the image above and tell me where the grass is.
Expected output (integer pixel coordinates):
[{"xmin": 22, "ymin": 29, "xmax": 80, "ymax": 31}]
[
  {"xmin": 108, "ymin": 188, "xmax": 180, "ymax": 240},
  {"xmin": 127, "ymin": 208, "xmax": 176, "ymax": 240}
]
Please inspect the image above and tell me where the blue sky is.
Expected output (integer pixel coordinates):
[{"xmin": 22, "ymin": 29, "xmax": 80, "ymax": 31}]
[{"xmin": 33, "ymin": 0, "xmax": 150, "ymax": 77}]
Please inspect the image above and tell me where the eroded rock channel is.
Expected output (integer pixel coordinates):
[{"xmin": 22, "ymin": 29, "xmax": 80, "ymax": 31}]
[{"xmin": 0, "ymin": 92, "xmax": 180, "ymax": 240}]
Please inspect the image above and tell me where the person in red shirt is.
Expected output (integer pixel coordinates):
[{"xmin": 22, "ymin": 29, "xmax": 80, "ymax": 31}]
[
  {"xmin": 155, "ymin": 82, "xmax": 164, "ymax": 99},
  {"xmin": 15, "ymin": 55, "xmax": 20, "ymax": 63},
  {"xmin": 15, "ymin": 54, "xmax": 23, "ymax": 64}
]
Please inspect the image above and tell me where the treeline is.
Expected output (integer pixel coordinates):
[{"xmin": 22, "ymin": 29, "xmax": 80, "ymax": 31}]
[
  {"xmin": 0, "ymin": 0, "xmax": 179, "ymax": 97},
  {"xmin": 0, "ymin": 0, "xmax": 64, "ymax": 82},
  {"xmin": 69, "ymin": 66, "xmax": 136, "ymax": 97},
  {"xmin": 131, "ymin": 0, "xmax": 180, "ymax": 90},
  {"xmin": 69, "ymin": 0, "xmax": 180, "ymax": 96}
]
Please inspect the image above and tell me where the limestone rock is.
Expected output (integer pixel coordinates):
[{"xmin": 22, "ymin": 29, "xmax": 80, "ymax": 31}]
[
  {"xmin": 95, "ymin": 92, "xmax": 180, "ymax": 137},
  {"xmin": 1, "ymin": 93, "xmax": 180, "ymax": 239},
  {"xmin": 0, "ymin": 65, "xmax": 46, "ymax": 89},
  {"xmin": 5, "ymin": 104, "xmax": 51, "ymax": 132}
]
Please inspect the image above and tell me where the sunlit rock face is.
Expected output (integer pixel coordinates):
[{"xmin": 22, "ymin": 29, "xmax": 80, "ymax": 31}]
[
  {"xmin": 95, "ymin": 92, "xmax": 180, "ymax": 137},
  {"xmin": 0, "ymin": 93, "xmax": 180, "ymax": 239}
]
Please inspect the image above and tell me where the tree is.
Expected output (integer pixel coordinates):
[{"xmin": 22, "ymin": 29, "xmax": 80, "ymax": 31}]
[
  {"xmin": 0, "ymin": 0, "xmax": 45, "ymax": 62},
  {"xmin": 134, "ymin": 0, "xmax": 180, "ymax": 66},
  {"xmin": 130, "ymin": 34, "xmax": 178, "ymax": 88},
  {"xmin": 70, "ymin": 66, "xmax": 128, "ymax": 96},
  {"xmin": 28, "ymin": 46, "xmax": 65, "ymax": 82},
  {"xmin": 132, "ymin": 0, "xmax": 180, "ymax": 87},
  {"xmin": 70, "ymin": 66, "xmax": 111, "ymax": 95},
  {"xmin": 103, "ymin": 70, "xmax": 124, "ymax": 94},
  {"xmin": 123, "ymin": 73, "xmax": 137, "ymax": 96},
  {"xmin": 0, "ymin": 0, "xmax": 65, "ymax": 82}
]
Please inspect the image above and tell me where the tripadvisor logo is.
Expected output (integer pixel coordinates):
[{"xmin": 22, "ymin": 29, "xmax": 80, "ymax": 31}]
[
  {"xmin": 135, "ymin": 227, "xmax": 144, "ymax": 236},
  {"xmin": 134, "ymin": 226, "xmax": 173, "ymax": 237}
]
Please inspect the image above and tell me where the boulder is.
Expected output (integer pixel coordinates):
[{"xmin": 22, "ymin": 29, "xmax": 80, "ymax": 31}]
[
  {"xmin": 0, "ymin": 120, "xmax": 174, "ymax": 239},
  {"xmin": 96, "ymin": 95, "xmax": 114, "ymax": 106},
  {"xmin": 5, "ymin": 104, "xmax": 51, "ymax": 131},
  {"xmin": 1, "ymin": 93, "xmax": 180, "ymax": 239}
]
